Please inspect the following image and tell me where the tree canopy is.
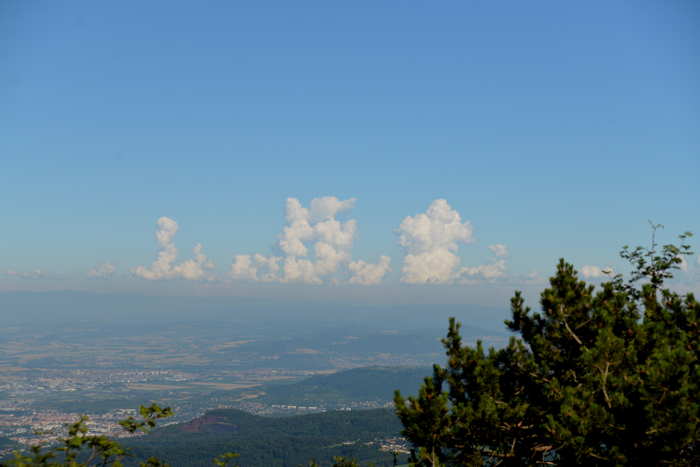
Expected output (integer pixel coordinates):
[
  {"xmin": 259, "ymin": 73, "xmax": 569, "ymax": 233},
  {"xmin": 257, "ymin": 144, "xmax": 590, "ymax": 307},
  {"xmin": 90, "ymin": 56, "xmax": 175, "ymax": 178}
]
[{"xmin": 395, "ymin": 230, "xmax": 698, "ymax": 465}]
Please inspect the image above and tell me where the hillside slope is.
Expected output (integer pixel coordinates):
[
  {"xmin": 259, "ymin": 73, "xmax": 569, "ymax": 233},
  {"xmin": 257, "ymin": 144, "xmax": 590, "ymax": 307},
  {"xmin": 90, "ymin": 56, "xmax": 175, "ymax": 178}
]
[{"xmin": 125, "ymin": 408, "xmax": 406, "ymax": 466}]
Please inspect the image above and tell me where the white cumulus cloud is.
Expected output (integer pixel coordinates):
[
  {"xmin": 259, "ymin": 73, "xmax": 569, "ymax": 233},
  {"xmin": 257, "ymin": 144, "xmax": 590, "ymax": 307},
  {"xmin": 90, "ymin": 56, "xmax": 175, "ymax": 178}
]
[
  {"xmin": 397, "ymin": 200, "xmax": 510, "ymax": 284},
  {"xmin": 397, "ymin": 199, "xmax": 474, "ymax": 284},
  {"xmin": 133, "ymin": 217, "xmax": 214, "ymax": 280},
  {"xmin": 88, "ymin": 262, "xmax": 116, "ymax": 278},
  {"xmin": 457, "ymin": 242, "xmax": 510, "ymax": 282},
  {"xmin": 310, "ymin": 196, "xmax": 356, "ymax": 221},
  {"xmin": 280, "ymin": 257, "xmax": 322, "ymax": 284},
  {"xmin": 230, "ymin": 254, "xmax": 281, "ymax": 282},
  {"xmin": 459, "ymin": 259, "xmax": 507, "ymax": 281},
  {"xmin": 231, "ymin": 196, "xmax": 389, "ymax": 285},
  {"xmin": 349, "ymin": 256, "xmax": 391, "ymax": 285},
  {"xmin": 580, "ymin": 265, "xmax": 614, "ymax": 279}
]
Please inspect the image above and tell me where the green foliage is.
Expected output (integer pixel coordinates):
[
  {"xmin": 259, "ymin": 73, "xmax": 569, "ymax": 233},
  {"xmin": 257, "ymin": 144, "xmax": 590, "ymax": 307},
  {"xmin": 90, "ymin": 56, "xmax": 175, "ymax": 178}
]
[
  {"xmin": 118, "ymin": 404, "xmax": 174, "ymax": 435},
  {"xmin": 2, "ymin": 404, "xmax": 178, "ymax": 467},
  {"xmin": 395, "ymin": 231, "xmax": 699, "ymax": 466},
  {"xmin": 2, "ymin": 405, "xmax": 403, "ymax": 466},
  {"xmin": 124, "ymin": 408, "xmax": 403, "ymax": 466},
  {"xmin": 211, "ymin": 452, "xmax": 239, "ymax": 467},
  {"xmin": 307, "ymin": 458, "xmax": 366, "ymax": 467},
  {"xmin": 331, "ymin": 457, "xmax": 361, "ymax": 467},
  {"xmin": 138, "ymin": 458, "xmax": 170, "ymax": 467},
  {"xmin": 619, "ymin": 223, "xmax": 693, "ymax": 293}
]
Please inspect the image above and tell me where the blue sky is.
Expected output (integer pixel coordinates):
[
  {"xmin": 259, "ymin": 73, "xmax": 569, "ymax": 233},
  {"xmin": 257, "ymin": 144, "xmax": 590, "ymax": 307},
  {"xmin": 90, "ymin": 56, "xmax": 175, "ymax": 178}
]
[{"xmin": 1, "ymin": 1, "xmax": 698, "ymax": 304}]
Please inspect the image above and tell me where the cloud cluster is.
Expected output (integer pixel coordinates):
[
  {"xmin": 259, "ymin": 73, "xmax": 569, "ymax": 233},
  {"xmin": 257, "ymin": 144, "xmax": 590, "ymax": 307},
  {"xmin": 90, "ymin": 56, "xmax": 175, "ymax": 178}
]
[
  {"xmin": 397, "ymin": 199, "xmax": 474, "ymax": 284},
  {"xmin": 231, "ymin": 197, "xmax": 390, "ymax": 285},
  {"xmin": 57, "ymin": 196, "xmax": 516, "ymax": 286},
  {"xmin": 230, "ymin": 253, "xmax": 281, "ymax": 282},
  {"xmin": 88, "ymin": 262, "xmax": 116, "ymax": 278},
  {"xmin": 397, "ymin": 200, "xmax": 510, "ymax": 284},
  {"xmin": 580, "ymin": 265, "xmax": 614, "ymax": 279},
  {"xmin": 133, "ymin": 217, "xmax": 214, "ymax": 280}
]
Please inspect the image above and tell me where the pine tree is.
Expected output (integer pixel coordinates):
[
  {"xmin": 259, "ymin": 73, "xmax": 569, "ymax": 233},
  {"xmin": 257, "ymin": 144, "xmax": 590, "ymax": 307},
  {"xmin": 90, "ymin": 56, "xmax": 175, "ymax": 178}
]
[{"xmin": 395, "ymin": 230, "xmax": 699, "ymax": 466}]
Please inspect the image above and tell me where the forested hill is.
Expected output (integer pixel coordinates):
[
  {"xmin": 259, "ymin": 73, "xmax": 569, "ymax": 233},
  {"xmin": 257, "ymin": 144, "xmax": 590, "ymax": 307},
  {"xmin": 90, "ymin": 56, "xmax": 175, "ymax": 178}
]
[
  {"xmin": 124, "ymin": 408, "xmax": 405, "ymax": 466},
  {"xmin": 121, "ymin": 367, "xmax": 426, "ymax": 465}
]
